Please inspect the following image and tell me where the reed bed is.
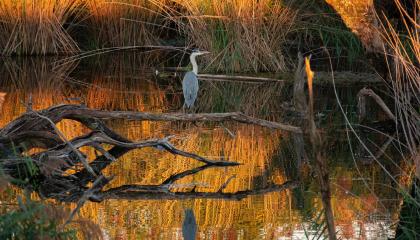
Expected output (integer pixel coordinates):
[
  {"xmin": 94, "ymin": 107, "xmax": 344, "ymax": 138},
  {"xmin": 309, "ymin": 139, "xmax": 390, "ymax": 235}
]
[
  {"xmin": 0, "ymin": 0, "xmax": 297, "ymax": 69},
  {"xmin": 0, "ymin": 0, "xmax": 84, "ymax": 56},
  {"xmin": 172, "ymin": 0, "xmax": 296, "ymax": 73},
  {"xmin": 85, "ymin": 0, "xmax": 172, "ymax": 47}
]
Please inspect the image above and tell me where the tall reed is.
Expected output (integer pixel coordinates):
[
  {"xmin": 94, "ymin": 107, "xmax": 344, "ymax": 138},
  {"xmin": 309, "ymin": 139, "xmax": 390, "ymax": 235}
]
[
  {"xmin": 85, "ymin": 0, "xmax": 172, "ymax": 48},
  {"xmin": 0, "ymin": 0, "xmax": 84, "ymax": 56},
  {"xmin": 173, "ymin": 0, "xmax": 296, "ymax": 73},
  {"xmin": 380, "ymin": 0, "xmax": 419, "ymax": 158},
  {"xmin": 377, "ymin": 1, "xmax": 419, "ymax": 238}
]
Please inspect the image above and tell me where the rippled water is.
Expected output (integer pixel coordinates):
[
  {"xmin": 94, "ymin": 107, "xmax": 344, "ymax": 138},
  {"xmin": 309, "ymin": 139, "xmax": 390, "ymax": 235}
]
[{"xmin": 0, "ymin": 55, "xmax": 405, "ymax": 239}]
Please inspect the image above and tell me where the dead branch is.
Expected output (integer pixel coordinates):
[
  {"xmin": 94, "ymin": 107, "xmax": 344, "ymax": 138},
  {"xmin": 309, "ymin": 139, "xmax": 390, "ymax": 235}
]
[
  {"xmin": 0, "ymin": 103, "xmax": 302, "ymax": 207},
  {"xmin": 0, "ymin": 104, "xmax": 301, "ymax": 137},
  {"xmin": 293, "ymin": 52, "xmax": 308, "ymax": 114},
  {"xmin": 217, "ymin": 175, "xmax": 236, "ymax": 193},
  {"xmin": 357, "ymin": 87, "xmax": 396, "ymax": 121},
  {"xmin": 199, "ymin": 74, "xmax": 284, "ymax": 83},
  {"xmin": 31, "ymin": 110, "xmax": 96, "ymax": 177},
  {"xmin": 160, "ymin": 67, "xmax": 383, "ymax": 84}
]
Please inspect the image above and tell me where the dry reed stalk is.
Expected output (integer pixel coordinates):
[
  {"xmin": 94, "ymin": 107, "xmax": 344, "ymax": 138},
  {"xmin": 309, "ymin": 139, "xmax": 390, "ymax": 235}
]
[
  {"xmin": 379, "ymin": 0, "xmax": 419, "ymax": 163},
  {"xmin": 0, "ymin": 0, "xmax": 83, "ymax": 55},
  {"xmin": 86, "ymin": 0, "xmax": 172, "ymax": 47},
  {"xmin": 173, "ymin": 0, "xmax": 296, "ymax": 73}
]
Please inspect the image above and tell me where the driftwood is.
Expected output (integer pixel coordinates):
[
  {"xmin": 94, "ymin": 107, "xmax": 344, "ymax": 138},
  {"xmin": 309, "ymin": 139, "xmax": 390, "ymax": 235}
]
[
  {"xmin": 199, "ymin": 74, "xmax": 284, "ymax": 83},
  {"xmin": 159, "ymin": 67, "xmax": 383, "ymax": 84},
  {"xmin": 0, "ymin": 104, "xmax": 299, "ymax": 204},
  {"xmin": 292, "ymin": 53, "xmax": 309, "ymax": 169},
  {"xmin": 0, "ymin": 104, "xmax": 301, "ymax": 136},
  {"xmin": 293, "ymin": 53, "xmax": 308, "ymax": 114},
  {"xmin": 357, "ymin": 87, "xmax": 396, "ymax": 121}
]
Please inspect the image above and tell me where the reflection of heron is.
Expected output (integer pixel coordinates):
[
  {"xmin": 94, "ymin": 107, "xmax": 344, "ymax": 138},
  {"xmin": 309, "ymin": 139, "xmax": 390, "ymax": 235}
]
[
  {"xmin": 183, "ymin": 50, "xmax": 209, "ymax": 110},
  {"xmin": 182, "ymin": 208, "xmax": 197, "ymax": 240}
]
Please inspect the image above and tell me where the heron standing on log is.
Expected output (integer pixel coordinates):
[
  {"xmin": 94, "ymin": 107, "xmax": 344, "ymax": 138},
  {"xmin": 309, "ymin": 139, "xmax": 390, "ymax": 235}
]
[{"xmin": 183, "ymin": 49, "xmax": 209, "ymax": 111}]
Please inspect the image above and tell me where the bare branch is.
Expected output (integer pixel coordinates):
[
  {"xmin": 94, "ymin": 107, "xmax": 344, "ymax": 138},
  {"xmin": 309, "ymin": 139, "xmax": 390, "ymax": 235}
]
[
  {"xmin": 357, "ymin": 87, "xmax": 396, "ymax": 121},
  {"xmin": 217, "ymin": 175, "xmax": 236, "ymax": 193},
  {"xmin": 0, "ymin": 104, "xmax": 301, "ymax": 134}
]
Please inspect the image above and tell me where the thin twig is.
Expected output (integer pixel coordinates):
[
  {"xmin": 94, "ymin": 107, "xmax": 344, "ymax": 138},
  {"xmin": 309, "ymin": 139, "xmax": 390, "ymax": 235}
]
[{"xmin": 218, "ymin": 175, "xmax": 236, "ymax": 193}]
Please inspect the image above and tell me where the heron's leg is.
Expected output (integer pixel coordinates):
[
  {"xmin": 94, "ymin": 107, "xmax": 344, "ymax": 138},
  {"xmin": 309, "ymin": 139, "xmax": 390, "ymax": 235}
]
[
  {"xmin": 190, "ymin": 105, "xmax": 201, "ymax": 127},
  {"xmin": 182, "ymin": 103, "xmax": 186, "ymax": 114}
]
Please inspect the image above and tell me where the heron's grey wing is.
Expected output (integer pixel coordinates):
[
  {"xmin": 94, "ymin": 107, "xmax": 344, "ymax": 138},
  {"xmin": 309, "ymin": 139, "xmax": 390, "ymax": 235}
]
[{"xmin": 183, "ymin": 72, "xmax": 199, "ymax": 107}]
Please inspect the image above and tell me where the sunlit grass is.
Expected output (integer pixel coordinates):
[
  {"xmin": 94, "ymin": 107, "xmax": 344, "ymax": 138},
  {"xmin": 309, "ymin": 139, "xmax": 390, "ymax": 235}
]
[
  {"xmin": 85, "ymin": 0, "xmax": 172, "ymax": 48},
  {"xmin": 0, "ymin": 0, "xmax": 84, "ymax": 55},
  {"xmin": 172, "ymin": 0, "xmax": 296, "ymax": 73}
]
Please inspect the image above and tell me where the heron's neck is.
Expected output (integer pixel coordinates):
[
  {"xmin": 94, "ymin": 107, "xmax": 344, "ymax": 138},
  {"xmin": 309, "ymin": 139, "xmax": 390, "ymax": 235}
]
[{"xmin": 190, "ymin": 55, "xmax": 198, "ymax": 75}]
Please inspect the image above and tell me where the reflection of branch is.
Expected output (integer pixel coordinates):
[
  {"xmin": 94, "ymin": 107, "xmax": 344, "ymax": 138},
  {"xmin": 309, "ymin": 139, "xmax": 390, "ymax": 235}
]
[
  {"xmin": 218, "ymin": 175, "xmax": 236, "ymax": 193},
  {"xmin": 39, "ymin": 131, "xmax": 238, "ymax": 169},
  {"xmin": 94, "ymin": 181, "xmax": 298, "ymax": 201},
  {"xmin": 162, "ymin": 165, "xmax": 216, "ymax": 185},
  {"xmin": 64, "ymin": 175, "xmax": 111, "ymax": 225},
  {"xmin": 41, "ymin": 151, "xmax": 235, "ymax": 202}
]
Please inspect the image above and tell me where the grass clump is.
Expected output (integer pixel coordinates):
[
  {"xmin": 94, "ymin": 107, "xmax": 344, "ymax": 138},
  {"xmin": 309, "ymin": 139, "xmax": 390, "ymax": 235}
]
[
  {"xmin": 0, "ymin": 196, "xmax": 77, "ymax": 240},
  {"xmin": 173, "ymin": 0, "xmax": 296, "ymax": 73},
  {"xmin": 0, "ymin": 0, "xmax": 84, "ymax": 56},
  {"xmin": 0, "ymin": 170, "xmax": 104, "ymax": 240}
]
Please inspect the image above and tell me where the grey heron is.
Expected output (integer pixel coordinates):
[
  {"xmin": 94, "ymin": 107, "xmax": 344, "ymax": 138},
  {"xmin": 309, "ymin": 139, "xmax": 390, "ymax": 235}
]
[{"xmin": 182, "ymin": 49, "xmax": 209, "ymax": 110}]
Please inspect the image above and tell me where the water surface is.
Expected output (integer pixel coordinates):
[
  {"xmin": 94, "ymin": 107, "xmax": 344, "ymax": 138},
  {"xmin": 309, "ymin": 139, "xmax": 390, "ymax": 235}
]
[{"xmin": 0, "ymin": 56, "xmax": 405, "ymax": 239}]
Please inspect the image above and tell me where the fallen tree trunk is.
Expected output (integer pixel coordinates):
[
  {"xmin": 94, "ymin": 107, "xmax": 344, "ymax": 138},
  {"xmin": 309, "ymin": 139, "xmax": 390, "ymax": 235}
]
[{"xmin": 0, "ymin": 104, "xmax": 302, "ymax": 138}]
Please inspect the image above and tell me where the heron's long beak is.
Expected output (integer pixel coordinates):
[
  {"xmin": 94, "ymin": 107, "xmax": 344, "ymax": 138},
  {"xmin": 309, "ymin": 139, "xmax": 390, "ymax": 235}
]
[{"xmin": 199, "ymin": 51, "xmax": 210, "ymax": 55}]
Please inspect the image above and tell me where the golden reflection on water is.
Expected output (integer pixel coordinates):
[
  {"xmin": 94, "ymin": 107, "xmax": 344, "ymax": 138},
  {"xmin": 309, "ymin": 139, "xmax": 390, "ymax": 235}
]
[{"xmin": 0, "ymin": 58, "xmax": 403, "ymax": 239}]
